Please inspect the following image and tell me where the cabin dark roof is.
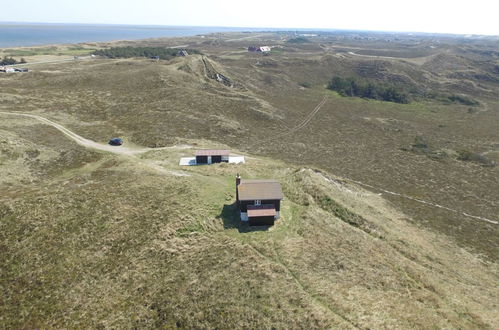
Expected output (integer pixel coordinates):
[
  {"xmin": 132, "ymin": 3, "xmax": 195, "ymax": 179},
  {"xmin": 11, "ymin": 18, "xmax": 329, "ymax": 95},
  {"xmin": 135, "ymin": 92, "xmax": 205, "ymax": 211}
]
[
  {"xmin": 237, "ymin": 180, "xmax": 283, "ymax": 201},
  {"xmin": 247, "ymin": 204, "xmax": 276, "ymax": 217},
  {"xmin": 195, "ymin": 149, "xmax": 230, "ymax": 156}
]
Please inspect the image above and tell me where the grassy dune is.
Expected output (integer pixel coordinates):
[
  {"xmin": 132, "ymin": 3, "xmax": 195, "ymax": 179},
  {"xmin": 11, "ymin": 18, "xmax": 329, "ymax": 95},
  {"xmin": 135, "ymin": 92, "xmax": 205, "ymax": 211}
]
[
  {"xmin": 1, "ymin": 32, "xmax": 498, "ymax": 328},
  {"xmin": 1, "ymin": 122, "xmax": 497, "ymax": 327}
]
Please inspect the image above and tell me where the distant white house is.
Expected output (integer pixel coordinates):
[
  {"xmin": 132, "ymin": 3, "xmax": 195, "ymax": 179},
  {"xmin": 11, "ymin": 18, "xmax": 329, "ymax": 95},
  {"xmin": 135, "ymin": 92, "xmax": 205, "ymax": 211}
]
[
  {"xmin": 0, "ymin": 67, "xmax": 15, "ymax": 73},
  {"xmin": 248, "ymin": 46, "xmax": 271, "ymax": 53}
]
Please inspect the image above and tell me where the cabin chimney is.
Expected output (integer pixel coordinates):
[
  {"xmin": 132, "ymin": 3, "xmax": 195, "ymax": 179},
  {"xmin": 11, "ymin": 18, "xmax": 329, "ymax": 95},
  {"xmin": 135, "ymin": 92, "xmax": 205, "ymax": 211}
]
[{"xmin": 236, "ymin": 174, "xmax": 241, "ymax": 203}]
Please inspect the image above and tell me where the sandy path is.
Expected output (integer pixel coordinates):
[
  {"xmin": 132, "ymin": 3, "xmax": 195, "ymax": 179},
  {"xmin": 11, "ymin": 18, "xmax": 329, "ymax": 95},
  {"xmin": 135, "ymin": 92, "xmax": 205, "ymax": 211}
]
[
  {"xmin": 0, "ymin": 111, "xmax": 192, "ymax": 176},
  {"xmin": 347, "ymin": 51, "xmax": 407, "ymax": 61},
  {"xmin": 0, "ymin": 111, "xmax": 190, "ymax": 155}
]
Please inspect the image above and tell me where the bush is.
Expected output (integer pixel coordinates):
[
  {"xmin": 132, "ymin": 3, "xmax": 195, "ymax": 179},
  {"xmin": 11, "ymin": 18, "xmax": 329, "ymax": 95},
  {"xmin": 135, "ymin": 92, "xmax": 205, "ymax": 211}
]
[
  {"xmin": 447, "ymin": 95, "xmax": 479, "ymax": 106},
  {"xmin": 412, "ymin": 136, "xmax": 429, "ymax": 150},
  {"xmin": 0, "ymin": 56, "xmax": 19, "ymax": 66},
  {"xmin": 299, "ymin": 82, "xmax": 311, "ymax": 88},
  {"xmin": 457, "ymin": 150, "xmax": 496, "ymax": 167}
]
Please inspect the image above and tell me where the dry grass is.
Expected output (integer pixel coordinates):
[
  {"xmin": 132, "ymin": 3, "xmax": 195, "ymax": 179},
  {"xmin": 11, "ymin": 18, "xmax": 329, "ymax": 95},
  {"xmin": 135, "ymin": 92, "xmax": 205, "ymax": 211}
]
[
  {"xmin": 1, "ymin": 32, "xmax": 499, "ymax": 328},
  {"xmin": 1, "ymin": 133, "xmax": 497, "ymax": 327}
]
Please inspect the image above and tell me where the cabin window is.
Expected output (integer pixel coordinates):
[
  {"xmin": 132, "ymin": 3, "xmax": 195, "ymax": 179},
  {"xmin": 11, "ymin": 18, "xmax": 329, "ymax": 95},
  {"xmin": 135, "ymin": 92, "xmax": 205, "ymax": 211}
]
[{"xmin": 254, "ymin": 200, "xmax": 261, "ymax": 206}]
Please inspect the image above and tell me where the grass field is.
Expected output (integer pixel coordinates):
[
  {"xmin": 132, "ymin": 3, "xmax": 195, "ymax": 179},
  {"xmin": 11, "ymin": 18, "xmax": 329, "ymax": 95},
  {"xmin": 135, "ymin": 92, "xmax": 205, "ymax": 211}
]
[{"xmin": 1, "ymin": 31, "xmax": 498, "ymax": 328}]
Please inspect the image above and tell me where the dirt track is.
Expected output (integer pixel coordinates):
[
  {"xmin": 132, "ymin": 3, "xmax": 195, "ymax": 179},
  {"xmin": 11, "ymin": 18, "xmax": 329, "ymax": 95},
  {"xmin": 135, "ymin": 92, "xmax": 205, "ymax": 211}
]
[
  {"xmin": 0, "ymin": 111, "xmax": 192, "ymax": 176},
  {"xmin": 261, "ymin": 94, "xmax": 328, "ymax": 142},
  {"xmin": 0, "ymin": 111, "xmax": 190, "ymax": 155}
]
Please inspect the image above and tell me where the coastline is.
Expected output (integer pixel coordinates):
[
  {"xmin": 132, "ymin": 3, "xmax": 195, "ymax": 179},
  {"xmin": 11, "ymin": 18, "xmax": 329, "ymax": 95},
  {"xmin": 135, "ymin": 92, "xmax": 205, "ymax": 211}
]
[{"xmin": 0, "ymin": 23, "xmax": 267, "ymax": 48}]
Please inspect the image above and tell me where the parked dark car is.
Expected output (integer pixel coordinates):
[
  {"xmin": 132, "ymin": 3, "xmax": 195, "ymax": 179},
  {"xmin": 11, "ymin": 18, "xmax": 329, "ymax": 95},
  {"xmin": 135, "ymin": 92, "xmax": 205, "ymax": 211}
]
[{"xmin": 108, "ymin": 138, "xmax": 123, "ymax": 146}]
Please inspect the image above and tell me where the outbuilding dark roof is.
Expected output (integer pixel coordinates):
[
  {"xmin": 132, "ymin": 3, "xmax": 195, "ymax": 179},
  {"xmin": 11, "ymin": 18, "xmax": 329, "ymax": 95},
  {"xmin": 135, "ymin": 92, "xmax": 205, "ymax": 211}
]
[
  {"xmin": 237, "ymin": 179, "xmax": 283, "ymax": 201},
  {"xmin": 195, "ymin": 149, "xmax": 230, "ymax": 156}
]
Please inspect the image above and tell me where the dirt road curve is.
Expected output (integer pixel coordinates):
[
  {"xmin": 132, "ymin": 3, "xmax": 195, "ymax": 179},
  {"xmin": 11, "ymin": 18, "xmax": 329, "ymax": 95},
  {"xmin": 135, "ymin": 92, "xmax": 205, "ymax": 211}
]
[{"xmin": 0, "ymin": 111, "xmax": 190, "ymax": 155}]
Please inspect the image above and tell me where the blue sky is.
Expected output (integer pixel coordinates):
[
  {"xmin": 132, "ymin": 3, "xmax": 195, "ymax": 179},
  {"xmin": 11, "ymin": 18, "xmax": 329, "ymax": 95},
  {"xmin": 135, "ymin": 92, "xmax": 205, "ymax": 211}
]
[{"xmin": 1, "ymin": 0, "xmax": 498, "ymax": 35}]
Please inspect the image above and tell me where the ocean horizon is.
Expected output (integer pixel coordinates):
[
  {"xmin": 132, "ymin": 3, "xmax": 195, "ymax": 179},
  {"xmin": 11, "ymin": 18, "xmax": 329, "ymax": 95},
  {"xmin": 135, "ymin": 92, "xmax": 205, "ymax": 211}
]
[
  {"xmin": 1, "ymin": 22, "xmax": 490, "ymax": 49},
  {"xmin": 0, "ymin": 23, "xmax": 275, "ymax": 48}
]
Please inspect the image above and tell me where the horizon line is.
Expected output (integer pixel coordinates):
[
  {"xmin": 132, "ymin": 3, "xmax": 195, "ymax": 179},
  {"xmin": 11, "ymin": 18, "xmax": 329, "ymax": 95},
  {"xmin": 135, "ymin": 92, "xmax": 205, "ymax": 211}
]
[{"xmin": 1, "ymin": 21, "xmax": 498, "ymax": 37}]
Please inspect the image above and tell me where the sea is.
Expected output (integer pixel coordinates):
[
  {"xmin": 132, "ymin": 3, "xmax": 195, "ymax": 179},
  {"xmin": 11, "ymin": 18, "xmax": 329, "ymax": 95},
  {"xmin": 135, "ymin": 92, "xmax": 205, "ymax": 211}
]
[{"xmin": 0, "ymin": 23, "xmax": 272, "ymax": 48}]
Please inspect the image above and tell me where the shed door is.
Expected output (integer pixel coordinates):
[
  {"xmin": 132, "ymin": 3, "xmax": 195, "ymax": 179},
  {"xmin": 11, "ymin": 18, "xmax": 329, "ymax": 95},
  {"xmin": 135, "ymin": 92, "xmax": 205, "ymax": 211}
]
[
  {"xmin": 212, "ymin": 155, "xmax": 222, "ymax": 163},
  {"xmin": 196, "ymin": 156, "xmax": 208, "ymax": 164}
]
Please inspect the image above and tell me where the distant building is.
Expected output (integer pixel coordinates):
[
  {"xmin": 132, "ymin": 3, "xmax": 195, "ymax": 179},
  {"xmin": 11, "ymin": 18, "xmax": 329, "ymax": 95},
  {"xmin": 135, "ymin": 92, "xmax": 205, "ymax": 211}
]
[
  {"xmin": 195, "ymin": 149, "xmax": 230, "ymax": 164},
  {"xmin": 236, "ymin": 174, "xmax": 284, "ymax": 226},
  {"xmin": 177, "ymin": 50, "xmax": 189, "ymax": 57},
  {"xmin": 179, "ymin": 150, "xmax": 244, "ymax": 166},
  {"xmin": 248, "ymin": 46, "xmax": 271, "ymax": 52},
  {"xmin": 2, "ymin": 67, "xmax": 29, "ymax": 73},
  {"xmin": 0, "ymin": 67, "xmax": 15, "ymax": 73}
]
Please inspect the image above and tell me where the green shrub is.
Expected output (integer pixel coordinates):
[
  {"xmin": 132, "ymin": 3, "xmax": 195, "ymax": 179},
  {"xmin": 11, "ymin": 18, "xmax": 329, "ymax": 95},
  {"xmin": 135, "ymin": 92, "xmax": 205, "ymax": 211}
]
[
  {"xmin": 412, "ymin": 136, "xmax": 429, "ymax": 150},
  {"xmin": 457, "ymin": 150, "xmax": 496, "ymax": 167},
  {"xmin": 0, "ymin": 56, "xmax": 19, "ymax": 65},
  {"xmin": 448, "ymin": 95, "xmax": 479, "ymax": 106}
]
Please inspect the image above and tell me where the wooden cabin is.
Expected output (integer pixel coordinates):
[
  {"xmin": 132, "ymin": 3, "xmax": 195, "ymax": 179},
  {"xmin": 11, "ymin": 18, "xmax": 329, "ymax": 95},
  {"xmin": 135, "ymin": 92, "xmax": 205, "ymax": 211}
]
[
  {"xmin": 236, "ymin": 174, "xmax": 284, "ymax": 226},
  {"xmin": 195, "ymin": 149, "xmax": 229, "ymax": 164}
]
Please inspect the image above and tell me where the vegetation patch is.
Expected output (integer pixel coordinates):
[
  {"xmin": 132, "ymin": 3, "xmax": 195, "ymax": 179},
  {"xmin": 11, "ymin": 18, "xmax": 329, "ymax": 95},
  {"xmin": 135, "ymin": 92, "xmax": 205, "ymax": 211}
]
[
  {"xmin": 320, "ymin": 196, "xmax": 365, "ymax": 227},
  {"xmin": 287, "ymin": 37, "xmax": 310, "ymax": 43},
  {"xmin": 175, "ymin": 222, "xmax": 205, "ymax": 237},
  {"xmin": 447, "ymin": 94, "xmax": 480, "ymax": 106},
  {"xmin": 403, "ymin": 137, "xmax": 496, "ymax": 166},
  {"xmin": 0, "ymin": 56, "xmax": 26, "ymax": 65},
  {"xmin": 92, "ymin": 46, "xmax": 201, "ymax": 60},
  {"xmin": 457, "ymin": 150, "xmax": 496, "ymax": 167},
  {"xmin": 327, "ymin": 76, "xmax": 410, "ymax": 103},
  {"xmin": 402, "ymin": 136, "xmax": 453, "ymax": 161}
]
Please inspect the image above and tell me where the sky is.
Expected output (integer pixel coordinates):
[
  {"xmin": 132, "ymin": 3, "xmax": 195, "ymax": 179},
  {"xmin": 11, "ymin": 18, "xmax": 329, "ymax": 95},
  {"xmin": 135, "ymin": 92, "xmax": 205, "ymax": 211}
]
[{"xmin": 1, "ymin": 0, "xmax": 498, "ymax": 36}]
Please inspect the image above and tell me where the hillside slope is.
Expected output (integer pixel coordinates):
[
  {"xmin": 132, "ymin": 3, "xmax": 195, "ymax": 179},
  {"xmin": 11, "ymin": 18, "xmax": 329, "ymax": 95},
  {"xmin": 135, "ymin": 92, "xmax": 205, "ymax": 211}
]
[
  {"xmin": 0, "ymin": 114, "xmax": 497, "ymax": 328},
  {"xmin": 1, "ymin": 33, "xmax": 499, "ymax": 328}
]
